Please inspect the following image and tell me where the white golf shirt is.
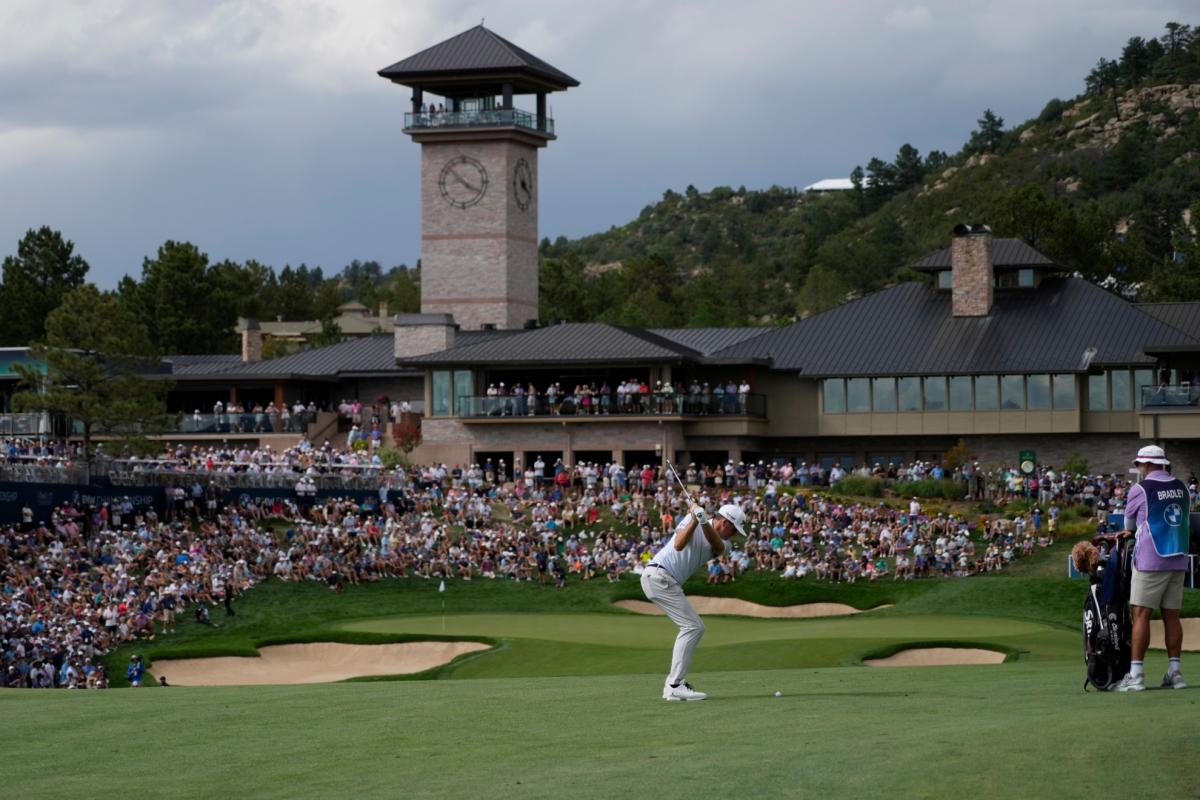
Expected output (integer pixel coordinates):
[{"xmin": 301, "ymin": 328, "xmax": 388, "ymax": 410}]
[{"xmin": 649, "ymin": 513, "xmax": 717, "ymax": 585}]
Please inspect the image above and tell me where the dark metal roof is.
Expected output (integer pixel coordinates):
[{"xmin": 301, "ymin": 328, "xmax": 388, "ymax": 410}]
[
  {"xmin": 171, "ymin": 336, "xmax": 408, "ymax": 381},
  {"xmin": 709, "ymin": 278, "xmax": 1198, "ymax": 376},
  {"xmin": 378, "ymin": 25, "xmax": 579, "ymax": 93},
  {"xmin": 167, "ymin": 354, "xmax": 244, "ymax": 376},
  {"xmin": 1137, "ymin": 302, "xmax": 1200, "ymax": 341},
  {"xmin": 400, "ymin": 323, "xmax": 701, "ymax": 366},
  {"xmin": 649, "ymin": 327, "xmax": 771, "ymax": 355},
  {"xmin": 910, "ymin": 238, "xmax": 1060, "ymax": 271}
]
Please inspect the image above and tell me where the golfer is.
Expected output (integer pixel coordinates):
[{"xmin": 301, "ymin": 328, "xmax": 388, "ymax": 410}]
[
  {"xmin": 641, "ymin": 502, "xmax": 746, "ymax": 701},
  {"xmin": 1115, "ymin": 444, "xmax": 1189, "ymax": 692}
]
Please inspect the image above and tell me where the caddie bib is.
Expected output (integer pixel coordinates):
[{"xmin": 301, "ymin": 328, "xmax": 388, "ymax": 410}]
[{"xmin": 1142, "ymin": 475, "xmax": 1190, "ymax": 557}]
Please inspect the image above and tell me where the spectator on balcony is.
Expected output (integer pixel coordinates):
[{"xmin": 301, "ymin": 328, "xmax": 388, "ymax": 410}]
[{"xmin": 738, "ymin": 379, "xmax": 751, "ymax": 414}]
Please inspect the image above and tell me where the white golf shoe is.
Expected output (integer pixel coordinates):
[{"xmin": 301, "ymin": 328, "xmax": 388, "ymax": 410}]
[
  {"xmin": 663, "ymin": 682, "xmax": 707, "ymax": 702},
  {"xmin": 1112, "ymin": 673, "xmax": 1145, "ymax": 692},
  {"xmin": 1161, "ymin": 671, "xmax": 1188, "ymax": 690}
]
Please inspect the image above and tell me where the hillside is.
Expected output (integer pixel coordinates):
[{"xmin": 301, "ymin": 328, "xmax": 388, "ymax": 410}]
[{"xmin": 540, "ymin": 21, "xmax": 1200, "ymax": 326}]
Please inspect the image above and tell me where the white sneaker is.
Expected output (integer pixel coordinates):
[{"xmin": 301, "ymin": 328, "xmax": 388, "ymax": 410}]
[
  {"xmin": 1161, "ymin": 671, "xmax": 1188, "ymax": 690},
  {"xmin": 1113, "ymin": 673, "xmax": 1145, "ymax": 692},
  {"xmin": 664, "ymin": 682, "xmax": 707, "ymax": 702}
]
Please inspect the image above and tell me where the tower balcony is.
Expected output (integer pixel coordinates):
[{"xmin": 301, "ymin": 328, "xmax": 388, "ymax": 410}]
[{"xmin": 404, "ymin": 107, "xmax": 554, "ymax": 136}]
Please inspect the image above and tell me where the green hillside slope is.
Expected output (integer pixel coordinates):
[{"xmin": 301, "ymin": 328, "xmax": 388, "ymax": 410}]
[{"xmin": 540, "ymin": 21, "xmax": 1200, "ymax": 326}]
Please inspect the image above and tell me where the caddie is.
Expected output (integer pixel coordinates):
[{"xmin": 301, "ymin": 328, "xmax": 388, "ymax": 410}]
[
  {"xmin": 640, "ymin": 501, "xmax": 746, "ymax": 701},
  {"xmin": 1114, "ymin": 444, "xmax": 1190, "ymax": 692}
]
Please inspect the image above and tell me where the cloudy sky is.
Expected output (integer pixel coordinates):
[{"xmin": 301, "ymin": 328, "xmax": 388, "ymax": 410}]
[{"xmin": 0, "ymin": 0, "xmax": 1191, "ymax": 286}]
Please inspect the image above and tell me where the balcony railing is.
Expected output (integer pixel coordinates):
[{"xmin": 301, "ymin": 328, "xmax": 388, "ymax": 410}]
[
  {"xmin": 404, "ymin": 108, "xmax": 554, "ymax": 135},
  {"xmin": 455, "ymin": 392, "xmax": 767, "ymax": 419},
  {"xmin": 101, "ymin": 460, "xmax": 395, "ymax": 490},
  {"xmin": 1141, "ymin": 384, "xmax": 1200, "ymax": 409},
  {"xmin": 0, "ymin": 412, "xmax": 52, "ymax": 436}
]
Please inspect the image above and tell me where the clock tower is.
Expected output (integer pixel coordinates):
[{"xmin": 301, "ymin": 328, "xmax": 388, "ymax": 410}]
[{"xmin": 379, "ymin": 25, "xmax": 578, "ymax": 330}]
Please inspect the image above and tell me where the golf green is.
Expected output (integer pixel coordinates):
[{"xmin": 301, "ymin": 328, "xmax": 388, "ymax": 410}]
[{"xmin": 339, "ymin": 612, "xmax": 1077, "ymax": 678}]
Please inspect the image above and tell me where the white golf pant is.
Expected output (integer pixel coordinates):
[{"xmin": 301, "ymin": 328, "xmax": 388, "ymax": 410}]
[{"xmin": 641, "ymin": 567, "xmax": 705, "ymax": 686}]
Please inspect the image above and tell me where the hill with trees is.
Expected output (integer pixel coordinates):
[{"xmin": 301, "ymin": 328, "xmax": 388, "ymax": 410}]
[{"xmin": 539, "ymin": 20, "xmax": 1200, "ymax": 325}]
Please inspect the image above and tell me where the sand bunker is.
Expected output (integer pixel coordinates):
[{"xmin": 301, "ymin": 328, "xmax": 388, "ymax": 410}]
[
  {"xmin": 615, "ymin": 597, "xmax": 890, "ymax": 618},
  {"xmin": 152, "ymin": 641, "xmax": 491, "ymax": 686},
  {"xmin": 1150, "ymin": 617, "xmax": 1200, "ymax": 651},
  {"xmin": 863, "ymin": 647, "xmax": 1006, "ymax": 667}
]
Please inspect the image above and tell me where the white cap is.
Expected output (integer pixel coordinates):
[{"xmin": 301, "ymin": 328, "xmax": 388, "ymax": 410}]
[
  {"xmin": 1134, "ymin": 444, "xmax": 1170, "ymax": 466},
  {"xmin": 716, "ymin": 503, "xmax": 746, "ymax": 535}
]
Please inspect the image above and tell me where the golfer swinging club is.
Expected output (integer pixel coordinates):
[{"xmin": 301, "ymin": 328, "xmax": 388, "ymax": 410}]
[{"xmin": 641, "ymin": 485, "xmax": 746, "ymax": 701}]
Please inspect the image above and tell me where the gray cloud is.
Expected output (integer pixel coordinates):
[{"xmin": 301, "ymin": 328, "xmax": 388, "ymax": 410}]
[{"xmin": 0, "ymin": 0, "xmax": 1192, "ymax": 285}]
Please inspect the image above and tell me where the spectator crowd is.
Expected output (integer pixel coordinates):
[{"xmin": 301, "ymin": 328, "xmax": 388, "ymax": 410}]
[{"xmin": 8, "ymin": 440, "xmax": 1179, "ymax": 690}]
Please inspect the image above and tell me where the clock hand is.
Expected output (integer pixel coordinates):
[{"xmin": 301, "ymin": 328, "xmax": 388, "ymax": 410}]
[{"xmin": 449, "ymin": 169, "xmax": 478, "ymax": 193}]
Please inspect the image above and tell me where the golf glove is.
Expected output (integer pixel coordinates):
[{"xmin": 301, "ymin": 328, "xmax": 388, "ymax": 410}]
[{"xmin": 691, "ymin": 506, "xmax": 708, "ymax": 525}]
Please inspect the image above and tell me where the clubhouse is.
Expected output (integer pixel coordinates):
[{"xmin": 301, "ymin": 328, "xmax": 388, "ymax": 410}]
[{"xmin": 4, "ymin": 227, "xmax": 1198, "ymax": 476}]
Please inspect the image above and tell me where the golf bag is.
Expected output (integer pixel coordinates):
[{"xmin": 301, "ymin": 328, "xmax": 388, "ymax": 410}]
[{"xmin": 1082, "ymin": 537, "xmax": 1132, "ymax": 691}]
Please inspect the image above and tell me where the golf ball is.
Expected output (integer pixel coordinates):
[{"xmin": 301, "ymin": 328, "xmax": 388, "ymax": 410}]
[{"xmin": 774, "ymin": 691, "xmax": 782, "ymax": 697}]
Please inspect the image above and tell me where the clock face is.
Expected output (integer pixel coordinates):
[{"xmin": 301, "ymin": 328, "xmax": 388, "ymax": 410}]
[
  {"xmin": 513, "ymin": 158, "xmax": 533, "ymax": 211},
  {"xmin": 438, "ymin": 155, "xmax": 488, "ymax": 209}
]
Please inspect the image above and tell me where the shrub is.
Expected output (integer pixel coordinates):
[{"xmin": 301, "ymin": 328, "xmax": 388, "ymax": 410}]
[
  {"xmin": 378, "ymin": 447, "xmax": 407, "ymax": 470},
  {"xmin": 1038, "ymin": 97, "xmax": 1067, "ymax": 125},
  {"xmin": 941, "ymin": 438, "xmax": 975, "ymax": 472},
  {"xmin": 827, "ymin": 475, "xmax": 885, "ymax": 497},
  {"xmin": 1062, "ymin": 451, "xmax": 1089, "ymax": 477},
  {"xmin": 896, "ymin": 478, "xmax": 966, "ymax": 500}
]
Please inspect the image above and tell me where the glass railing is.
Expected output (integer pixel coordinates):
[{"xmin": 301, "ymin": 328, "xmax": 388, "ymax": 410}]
[
  {"xmin": 454, "ymin": 392, "xmax": 766, "ymax": 418},
  {"xmin": 0, "ymin": 412, "xmax": 52, "ymax": 435},
  {"xmin": 1141, "ymin": 384, "xmax": 1200, "ymax": 408},
  {"xmin": 0, "ymin": 458, "xmax": 90, "ymax": 484},
  {"xmin": 404, "ymin": 108, "xmax": 554, "ymax": 134},
  {"xmin": 101, "ymin": 459, "xmax": 396, "ymax": 490}
]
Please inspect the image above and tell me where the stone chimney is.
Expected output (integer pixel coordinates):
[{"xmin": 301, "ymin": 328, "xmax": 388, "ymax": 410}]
[
  {"xmin": 241, "ymin": 318, "xmax": 263, "ymax": 363},
  {"xmin": 378, "ymin": 300, "xmax": 388, "ymax": 321},
  {"xmin": 394, "ymin": 313, "xmax": 456, "ymax": 359},
  {"xmin": 950, "ymin": 223, "xmax": 993, "ymax": 317}
]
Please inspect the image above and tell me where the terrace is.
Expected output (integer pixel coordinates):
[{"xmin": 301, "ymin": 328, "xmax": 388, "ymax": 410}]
[
  {"xmin": 453, "ymin": 392, "xmax": 767, "ymax": 420},
  {"xmin": 1138, "ymin": 383, "xmax": 1200, "ymax": 439}
]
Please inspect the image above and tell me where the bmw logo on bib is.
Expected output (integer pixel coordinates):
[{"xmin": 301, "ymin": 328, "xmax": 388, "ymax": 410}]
[{"xmin": 1165, "ymin": 503, "xmax": 1183, "ymax": 527}]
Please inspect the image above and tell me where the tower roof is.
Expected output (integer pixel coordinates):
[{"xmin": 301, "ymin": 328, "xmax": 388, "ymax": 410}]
[{"xmin": 378, "ymin": 25, "xmax": 579, "ymax": 94}]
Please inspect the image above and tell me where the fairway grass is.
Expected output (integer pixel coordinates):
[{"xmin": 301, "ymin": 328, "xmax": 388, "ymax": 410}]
[{"xmin": 3, "ymin": 662, "xmax": 1197, "ymax": 799}]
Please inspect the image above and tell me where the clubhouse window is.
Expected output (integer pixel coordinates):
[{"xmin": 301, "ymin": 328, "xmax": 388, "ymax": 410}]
[
  {"xmin": 1110, "ymin": 369, "xmax": 1132, "ymax": 410},
  {"xmin": 1027, "ymin": 374, "xmax": 1051, "ymax": 410},
  {"xmin": 431, "ymin": 370, "xmax": 451, "ymax": 416},
  {"xmin": 846, "ymin": 378, "xmax": 871, "ymax": 412},
  {"xmin": 923, "ymin": 377, "xmax": 947, "ymax": 411},
  {"xmin": 1001, "ymin": 375, "xmax": 1025, "ymax": 409},
  {"xmin": 823, "ymin": 379, "xmax": 846, "ymax": 413},
  {"xmin": 949, "ymin": 376, "xmax": 972, "ymax": 411},
  {"xmin": 974, "ymin": 375, "xmax": 999, "ymax": 410},
  {"xmin": 453, "ymin": 369, "xmax": 473, "ymax": 416},
  {"xmin": 1052, "ymin": 374, "xmax": 1075, "ymax": 409},
  {"xmin": 1134, "ymin": 369, "xmax": 1154, "ymax": 405},
  {"xmin": 872, "ymin": 377, "xmax": 896, "ymax": 412},
  {"xmin": 1087, "ymin": 373, "xmax": 1108, "ymax": 410},
  {"xmin": 898, "ymin": 377, "xmax": 922, "ymax": 411}
]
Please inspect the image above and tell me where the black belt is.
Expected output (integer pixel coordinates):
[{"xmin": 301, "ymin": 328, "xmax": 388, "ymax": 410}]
[{"xmin": 647, "ymin": 563, "xmax": 663, "ymax": 569}]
